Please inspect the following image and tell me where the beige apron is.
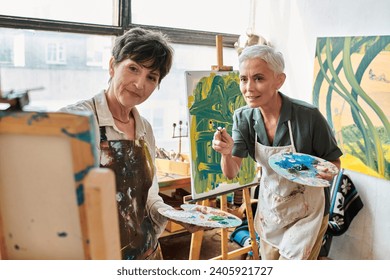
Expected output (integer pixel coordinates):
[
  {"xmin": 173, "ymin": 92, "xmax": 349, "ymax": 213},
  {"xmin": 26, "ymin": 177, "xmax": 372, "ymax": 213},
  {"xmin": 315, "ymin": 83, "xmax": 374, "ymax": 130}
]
[{"xmin": 253, "ymin": 121, "xmax": 325, "ymax": 259}]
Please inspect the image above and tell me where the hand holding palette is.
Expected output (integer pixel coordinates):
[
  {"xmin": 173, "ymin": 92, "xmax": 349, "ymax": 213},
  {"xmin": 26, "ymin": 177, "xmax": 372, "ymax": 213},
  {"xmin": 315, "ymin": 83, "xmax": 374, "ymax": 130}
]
[
  {"xmin": 268, "ymin": 152, "xmax": 339, "ymax": 187},
  {"xmin": 158, "ymin": 204, "xmax": 242, "ymax": 228}
]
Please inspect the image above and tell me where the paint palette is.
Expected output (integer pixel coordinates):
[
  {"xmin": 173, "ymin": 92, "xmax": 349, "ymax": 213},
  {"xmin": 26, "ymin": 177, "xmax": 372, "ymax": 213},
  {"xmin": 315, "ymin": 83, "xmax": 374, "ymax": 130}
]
[
  {"xmin": 268, "ymin": 152, "xmax": 339, "ymax": 187},
  {"xmin": 158, "ymin": 204, "xmax": 242, "ymax": 228}
]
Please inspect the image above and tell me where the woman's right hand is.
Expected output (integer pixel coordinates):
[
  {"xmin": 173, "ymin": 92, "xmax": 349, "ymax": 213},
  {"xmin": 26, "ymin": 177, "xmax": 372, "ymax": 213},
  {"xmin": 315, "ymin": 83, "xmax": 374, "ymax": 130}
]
[{"xmin": 212, "ymin": 128, "xmax": 234, "ymax": 155}]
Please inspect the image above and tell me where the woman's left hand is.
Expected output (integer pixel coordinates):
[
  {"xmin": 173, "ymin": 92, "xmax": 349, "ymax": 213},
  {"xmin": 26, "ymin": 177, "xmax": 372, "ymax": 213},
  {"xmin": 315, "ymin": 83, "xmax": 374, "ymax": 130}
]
[
  {"xmin": 316, "ymin": 169, "xmax": 338, "ymax": 182},
  {"xmin": 316, "ymin": 158, "xmax": 341, "ymax": 182}
]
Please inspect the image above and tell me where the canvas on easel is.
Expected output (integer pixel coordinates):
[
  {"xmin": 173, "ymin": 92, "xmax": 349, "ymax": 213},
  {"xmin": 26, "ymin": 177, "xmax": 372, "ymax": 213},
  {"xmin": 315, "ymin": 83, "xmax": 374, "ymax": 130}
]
[
  {"xmin": 185, "ymin": 70, "xmax": 260, "ymax": 260},
  {"xmin": 0, "ymin": 111, "xmax": 120, "ymax": 260},
  {"xmin": 185, "ymin": 70, "xmax": 258, "ymax": 201}
]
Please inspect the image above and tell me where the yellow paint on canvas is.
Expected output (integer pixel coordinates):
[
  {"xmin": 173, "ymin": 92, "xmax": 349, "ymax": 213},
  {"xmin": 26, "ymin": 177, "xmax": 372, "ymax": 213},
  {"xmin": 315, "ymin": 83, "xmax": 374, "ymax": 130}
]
[{"xmin": 341, "ymin": 153, "xmax": 385, "ymax": 179}]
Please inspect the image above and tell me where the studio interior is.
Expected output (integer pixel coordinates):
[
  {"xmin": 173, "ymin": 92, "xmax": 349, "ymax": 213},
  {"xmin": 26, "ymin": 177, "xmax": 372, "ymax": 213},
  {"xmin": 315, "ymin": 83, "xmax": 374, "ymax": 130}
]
[{"xmin": 0, "ymin": 0, "xmax": 389, "ymax": 263}]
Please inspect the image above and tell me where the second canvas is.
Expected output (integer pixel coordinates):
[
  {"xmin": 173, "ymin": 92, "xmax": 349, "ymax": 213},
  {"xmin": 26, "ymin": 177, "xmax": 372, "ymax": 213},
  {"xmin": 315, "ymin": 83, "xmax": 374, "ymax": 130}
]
[{"xmin": 186, "ymin": 71, "xmax": 257, "ymax": 200}]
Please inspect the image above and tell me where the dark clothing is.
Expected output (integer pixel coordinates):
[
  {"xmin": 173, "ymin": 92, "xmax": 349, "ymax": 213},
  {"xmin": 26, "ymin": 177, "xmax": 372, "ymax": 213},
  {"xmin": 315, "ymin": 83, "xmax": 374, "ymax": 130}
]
[{"xmin": 231, "ymin": 92, "xmax": 343, "ymax": 215}]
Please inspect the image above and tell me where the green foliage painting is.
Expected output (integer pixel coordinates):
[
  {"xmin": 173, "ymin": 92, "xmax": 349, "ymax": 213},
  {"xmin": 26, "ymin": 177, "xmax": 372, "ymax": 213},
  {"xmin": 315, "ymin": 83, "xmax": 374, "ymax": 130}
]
[
  {"xmin": 312, "ymin": 36, "xmax": 390, "ymax": 180},
  {"xmin": 186, "ymin": 71, "xmax": 257, "ymax": 199}
]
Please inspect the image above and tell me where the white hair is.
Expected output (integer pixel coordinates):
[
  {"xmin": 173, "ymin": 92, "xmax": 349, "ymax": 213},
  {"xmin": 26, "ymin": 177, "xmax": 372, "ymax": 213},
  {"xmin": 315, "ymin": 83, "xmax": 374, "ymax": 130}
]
[{"xmin": 238, "ymin": 45, "xmax": 285, "ymax": 74}]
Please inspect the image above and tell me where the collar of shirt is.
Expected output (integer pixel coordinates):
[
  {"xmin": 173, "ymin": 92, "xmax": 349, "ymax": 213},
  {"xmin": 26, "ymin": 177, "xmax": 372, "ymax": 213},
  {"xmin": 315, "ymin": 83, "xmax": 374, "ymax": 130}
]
[
  {"xmin": 252, "ymin": 92, "xmax": 293, "ymax": 146},
  {"xmin": 93, "ymin": 91, "xmax": 147, "ymax": 139}
]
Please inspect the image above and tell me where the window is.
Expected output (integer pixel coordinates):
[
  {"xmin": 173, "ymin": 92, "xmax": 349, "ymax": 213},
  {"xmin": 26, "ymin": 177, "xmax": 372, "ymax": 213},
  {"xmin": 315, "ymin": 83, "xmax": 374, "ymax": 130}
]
[
  {"xmin": 0, "ymin": 0, "xmax": 251, "ymax": 154},
  {"xmin": 86, "ymin": 36, "xmax": 111, "ymax": 68},
  {"xmin": 0, "ymin": 36, "xmax": 13, "ymax": 64},
  {"xmin": 46, "ymin": 42, "xmax": 66, "ymax": 64},
  {"xmin": 131, "ymin": 0, "xmax": 250, "ymax": 34},
  {"xmin": 0, "ymin": 0, "xmax": 117, "ymax": 25}
]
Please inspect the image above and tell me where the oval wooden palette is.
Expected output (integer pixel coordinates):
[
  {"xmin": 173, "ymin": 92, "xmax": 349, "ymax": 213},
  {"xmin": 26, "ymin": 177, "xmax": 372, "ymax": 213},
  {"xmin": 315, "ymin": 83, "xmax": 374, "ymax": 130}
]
[
  {"xmin": 158, "ymin": 204, "xmax": 242, "ymax": 228},
  {"xmin": 268, "ymin": 152, "xmax": 338, "ymax": 187}
]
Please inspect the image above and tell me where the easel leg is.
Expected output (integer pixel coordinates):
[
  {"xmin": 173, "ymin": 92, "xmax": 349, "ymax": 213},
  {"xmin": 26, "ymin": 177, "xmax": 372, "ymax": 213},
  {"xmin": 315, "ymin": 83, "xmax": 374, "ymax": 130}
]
[
  {"xmin": 189, "ymin": 230, "xmax": 204, "ymax": 260},
  {"xmin": 188, "ymin": 199, "xmax": 208, "ymax": 260},
  {"xmin": 220, "ymin": 195, "xmax": 228, "ymax": 260},
  {"xmin": 243, "ymin": 187, "xmax": 260, "ymax": 259}
]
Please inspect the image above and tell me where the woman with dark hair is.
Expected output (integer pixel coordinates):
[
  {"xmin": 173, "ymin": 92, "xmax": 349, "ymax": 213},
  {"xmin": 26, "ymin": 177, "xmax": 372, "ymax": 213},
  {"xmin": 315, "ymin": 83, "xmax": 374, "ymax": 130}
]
[{"xmin": 61, "ymin": 27, "xmax": 178, "ymax": 260}]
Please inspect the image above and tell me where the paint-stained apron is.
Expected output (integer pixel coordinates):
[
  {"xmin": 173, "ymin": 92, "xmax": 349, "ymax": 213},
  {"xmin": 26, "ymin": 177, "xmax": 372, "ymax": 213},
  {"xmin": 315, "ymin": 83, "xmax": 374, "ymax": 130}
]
[
  {"xmin": 253, "ymin": 121, "xmax": 324, "ymax": 259},
  {"xmin": 99, "ymin": 126, "xmax": 158, "ymax": 260}
]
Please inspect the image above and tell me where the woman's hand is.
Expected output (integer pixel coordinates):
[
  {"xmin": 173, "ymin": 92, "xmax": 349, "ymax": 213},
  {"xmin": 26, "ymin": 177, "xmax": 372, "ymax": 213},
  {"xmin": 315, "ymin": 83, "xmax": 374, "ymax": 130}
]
[
  {"xmin": 316, "ymin": 158, "xmax": 341, "ymax": 182},
  {"xmin": 316, "ymin": 169, "xmax": 338, "ymax": 182},
  {"xmin": 212, "ymin": 127, "xmax": 234, "ymax": 155}
]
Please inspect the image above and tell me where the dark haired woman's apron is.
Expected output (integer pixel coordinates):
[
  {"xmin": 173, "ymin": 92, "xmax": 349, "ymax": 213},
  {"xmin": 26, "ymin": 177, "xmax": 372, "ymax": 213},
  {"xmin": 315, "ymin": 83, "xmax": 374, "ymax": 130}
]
[
  {"xmin": 99, "ymin": 130, "xmax": 158, "ymax": 259},
  {"xmin": 94, "ymin": 100, "xmax": 158, "ymax": 260}
]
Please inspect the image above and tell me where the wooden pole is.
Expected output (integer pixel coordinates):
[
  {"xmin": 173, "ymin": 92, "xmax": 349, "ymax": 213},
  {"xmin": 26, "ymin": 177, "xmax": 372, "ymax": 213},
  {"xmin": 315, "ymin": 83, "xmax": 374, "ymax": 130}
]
[
  {"xmin": 220, "ymin": 195, "xmax": 229, "ymax": 259},
  {"xmin": 243, "ymin": 187, "xmax": 259, "ymax": 259},
  {"xmin": 211, "ymin": 35, "xmax": 233, "ymax": 71},
  {"xmin": 216, "ymin": 35, "xmax": 223, "ymax": 69}
]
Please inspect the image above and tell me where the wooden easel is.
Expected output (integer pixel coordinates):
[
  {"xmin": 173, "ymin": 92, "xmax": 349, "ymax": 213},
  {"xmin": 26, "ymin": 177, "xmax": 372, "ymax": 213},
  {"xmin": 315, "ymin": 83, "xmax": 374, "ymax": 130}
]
[
  {"xmin": 189, "ymin": 36, "xmax": 259, "ymax": 260},
  {"xmin": 0, "ymin": 112, "xmax": 121, "ymax": 260},
  {"xmin": 211, "ymin": 35, "xmax": 233, "ymax": 71},
  {"xmin": 188, "ymin": 184, "xmax": 259, "ymax": 260}
]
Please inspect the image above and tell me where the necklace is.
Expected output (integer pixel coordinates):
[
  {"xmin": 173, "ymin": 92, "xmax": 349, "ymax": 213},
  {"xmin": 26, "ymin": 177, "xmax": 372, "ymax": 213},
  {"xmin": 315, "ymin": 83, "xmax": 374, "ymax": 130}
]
[{"xmin": 112, "ymin": 115, "xmax": 130, "ymax": 124}]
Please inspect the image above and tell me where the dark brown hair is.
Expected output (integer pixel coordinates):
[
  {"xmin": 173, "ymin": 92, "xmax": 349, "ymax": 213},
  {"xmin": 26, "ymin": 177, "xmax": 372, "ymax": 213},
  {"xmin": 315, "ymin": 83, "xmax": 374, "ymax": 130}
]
[{"xmin": 112, "ymin": 27, "xmax": 174, "ymax": 84}]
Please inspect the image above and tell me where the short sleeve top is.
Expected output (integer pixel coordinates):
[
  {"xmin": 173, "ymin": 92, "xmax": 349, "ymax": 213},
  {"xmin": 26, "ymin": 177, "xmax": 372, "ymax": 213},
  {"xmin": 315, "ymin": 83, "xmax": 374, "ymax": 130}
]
[{"xmin": 231, "ymin": 92, "xmax": 343, "ymax": 162}]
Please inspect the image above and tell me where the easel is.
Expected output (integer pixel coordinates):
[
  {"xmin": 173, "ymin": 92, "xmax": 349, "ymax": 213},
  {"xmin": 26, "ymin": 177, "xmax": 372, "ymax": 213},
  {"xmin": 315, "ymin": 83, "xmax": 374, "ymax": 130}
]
[
  {"xmin": 188, "ymin": 184, "xmax": 259, "ymax": 260},
  {"xmin": 189, "ymin": 35, "xmax": 259, "ymax": 260},
  {"xmin": 0, "ymin": 111, "xmax": 121, "ymax": 259},
  {"xmin": 211, "ymin": 35, "xmax": 233, "ymax": 71}
]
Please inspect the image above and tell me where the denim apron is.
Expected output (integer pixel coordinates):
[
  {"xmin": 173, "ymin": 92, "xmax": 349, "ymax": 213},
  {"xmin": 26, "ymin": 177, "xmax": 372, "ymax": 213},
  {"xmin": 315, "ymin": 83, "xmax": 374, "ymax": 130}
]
[
  {"xmin": 253, "ymin": 120, "xmax": 324, "ymax": 259},
  {"xmin": 94, "ymin": 99, "xmax": 158, "ymax": 260}
]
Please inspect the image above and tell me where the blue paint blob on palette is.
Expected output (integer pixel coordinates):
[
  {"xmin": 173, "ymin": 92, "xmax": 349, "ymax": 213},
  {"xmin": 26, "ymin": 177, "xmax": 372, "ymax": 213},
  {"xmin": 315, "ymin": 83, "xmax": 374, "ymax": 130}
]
[
  {"xmin": 158, "ymin": 204, "xmax": 242, "ymax": 228},
  {"xmin": 268, "ymin": 152, "xmax": 338, "ymax": 187}
]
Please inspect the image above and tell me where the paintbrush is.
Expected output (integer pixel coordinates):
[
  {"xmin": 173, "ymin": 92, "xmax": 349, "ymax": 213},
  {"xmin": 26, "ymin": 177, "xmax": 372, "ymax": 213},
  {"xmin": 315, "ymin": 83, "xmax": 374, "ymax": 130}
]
[{"xmin": 212, "ymin": 122, "xmax": 224, "ymax": 134}]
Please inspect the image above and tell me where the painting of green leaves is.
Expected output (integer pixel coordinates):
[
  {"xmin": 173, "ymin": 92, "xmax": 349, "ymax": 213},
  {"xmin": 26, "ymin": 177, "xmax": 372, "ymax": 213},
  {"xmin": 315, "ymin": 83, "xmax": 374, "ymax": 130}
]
[
  {"xmin": 313, "ymin": 36, "xmax": 390, "ymax": 180},
  {"xmin": 186, "ymin": 71, "xmax": 257, "ymax": 200}
]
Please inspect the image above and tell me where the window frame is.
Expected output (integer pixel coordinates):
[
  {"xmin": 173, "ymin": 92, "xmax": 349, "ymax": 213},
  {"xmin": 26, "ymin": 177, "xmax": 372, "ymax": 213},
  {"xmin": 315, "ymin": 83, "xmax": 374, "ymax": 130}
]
[
  {"xmin": 0, "ymin": 0, "xmax": 239, "ymax": 48},
  {"xmin": 0, "ymin": 36, "xmax": 13, "ymax": 64},
  {"xmin": 46, "ymin": 42, "xmax": 67, "ymax": 65}
]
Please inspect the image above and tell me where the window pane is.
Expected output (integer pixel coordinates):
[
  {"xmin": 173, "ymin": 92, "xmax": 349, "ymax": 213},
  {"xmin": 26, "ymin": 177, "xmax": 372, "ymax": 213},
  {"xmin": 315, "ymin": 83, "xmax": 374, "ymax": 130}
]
[
  {"xmin": 0, "ymin": 0, "xmax": 118, "ymax": 25},
  {"xmin": 0, "ymin": 28, "xmax": 113, "ymax": 110},
  {"xmin": 132, "ymin": 0, "xmax": 251, "ymax": 34},
  {"xmin": 0, "ymin": 28, "xmax": 240, "ymax": 155}
]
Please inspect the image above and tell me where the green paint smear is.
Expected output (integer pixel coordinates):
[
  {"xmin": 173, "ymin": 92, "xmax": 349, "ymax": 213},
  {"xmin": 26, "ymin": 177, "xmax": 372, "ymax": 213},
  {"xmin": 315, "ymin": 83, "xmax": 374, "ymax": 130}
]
[
  {"xmin": 188, "ymin": 72, "xmax": 256, "ymax": 195},
  {"xmin": 209, "ymin": 215, "xmax": 225, "ymax": 221}
]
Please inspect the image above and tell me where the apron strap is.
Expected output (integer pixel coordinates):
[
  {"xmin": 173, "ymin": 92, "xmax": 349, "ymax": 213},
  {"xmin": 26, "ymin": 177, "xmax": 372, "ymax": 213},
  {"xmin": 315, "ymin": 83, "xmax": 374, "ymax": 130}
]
[
  {"xmin": 99, "ymin": 127, "xmax": 108, "ymax": 142},
  {"xmin": 254, "ymin": 120, "xmax": 296, "ymax": 155},
  {"xmin": 287, "ymin": 120, "xmax": 296, "ymax": 153},
  {"xmin": 92, "ymin": 96, "xmax": 108, "ymax": 142}
]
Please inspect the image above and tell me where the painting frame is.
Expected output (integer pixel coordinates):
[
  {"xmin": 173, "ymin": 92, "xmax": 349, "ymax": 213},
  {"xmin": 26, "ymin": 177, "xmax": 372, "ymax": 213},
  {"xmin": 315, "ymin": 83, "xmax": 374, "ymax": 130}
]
[
  {"xmin": 185, "ymin": 71, "xmax": 258, "ymax": 201},
  {"xmin": 0, "ymin": 111, "xmax": 101, "ymax": 259},
  {"xmin": 312, "ymin": 35, "xmax": 390, "ymax": 180}
]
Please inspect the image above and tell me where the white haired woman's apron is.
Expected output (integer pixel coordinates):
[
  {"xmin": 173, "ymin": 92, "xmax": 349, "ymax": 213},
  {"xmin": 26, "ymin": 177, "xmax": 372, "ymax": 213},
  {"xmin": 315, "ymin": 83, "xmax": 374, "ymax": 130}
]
[{"xmin": 253, "ymin": 121, "xmax": 324, "ymax": 259}]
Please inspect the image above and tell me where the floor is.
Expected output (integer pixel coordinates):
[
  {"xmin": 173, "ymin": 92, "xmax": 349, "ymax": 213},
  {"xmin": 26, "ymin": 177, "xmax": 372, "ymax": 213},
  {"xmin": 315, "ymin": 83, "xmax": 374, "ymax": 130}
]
[{"xmin": 159, "ymin": 228, "xmax": 246, "ymax": 260}]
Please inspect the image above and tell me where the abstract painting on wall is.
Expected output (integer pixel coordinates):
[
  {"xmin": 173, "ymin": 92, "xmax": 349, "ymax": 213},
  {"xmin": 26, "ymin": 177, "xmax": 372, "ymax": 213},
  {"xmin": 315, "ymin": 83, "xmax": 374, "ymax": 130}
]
[
  {"xmin": 312, "ymin": 35, "xmax": 390, "ymax": 180},
  {"xmin": 186, "ymin": 71, "xmax": 257, "ymax": 200}
]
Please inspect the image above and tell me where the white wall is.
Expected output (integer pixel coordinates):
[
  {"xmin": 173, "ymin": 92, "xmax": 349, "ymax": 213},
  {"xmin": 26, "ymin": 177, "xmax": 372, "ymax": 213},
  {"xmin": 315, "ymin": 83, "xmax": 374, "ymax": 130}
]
[
  {"xmin": 255, "ymin": 0, "xmax": 390, "ymax": 102},
  {"xmin": 331, "ymin": 169, "xmax": 390, "ymax": 259},
  {"xmin": 253, "ymin": 0, "xmax": 390, "ymax": 259}
]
